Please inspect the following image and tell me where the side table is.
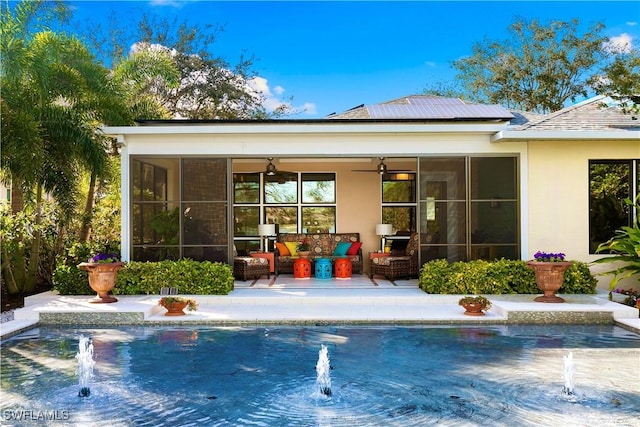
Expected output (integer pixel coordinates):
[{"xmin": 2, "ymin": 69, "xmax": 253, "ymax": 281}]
[
  {"xmin": 250, "ymin": 252, "xmax": 275, "ymax": 274},
  {"xmin": 293, "ymin": 257, "xmax": 312, "ymax": 279},
  {"xmin": 334, "ymin": 258, "xmax": 352, "ymax": 279}
]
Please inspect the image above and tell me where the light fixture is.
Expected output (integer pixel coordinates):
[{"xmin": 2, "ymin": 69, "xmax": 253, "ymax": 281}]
[
  {"xmin": 265, "ymin": 158, "xmax": 277, "ymax": 176},
  {"xmin": 375, "ymin": 223, "xmax": 393, "ymax": 252},
  {"xmin": 258, "ymin": 223, "xmax": 276, "ymax": 252}
]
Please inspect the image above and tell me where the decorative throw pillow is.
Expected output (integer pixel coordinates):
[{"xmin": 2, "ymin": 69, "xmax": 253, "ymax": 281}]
[
  {"xmin": 333, "ymin": 241, "xmax": 352, "ymax": 256},
  {"xmin": 275, "ymin": 242, "xmax": 290, "ymax": 256},
  {"xmin": 284, "ymin": 241, "xmax": 298, "ymax": 256},
  {"xmin": 346, "ymin": 241, "xmax": 363, "ymax": 255}
]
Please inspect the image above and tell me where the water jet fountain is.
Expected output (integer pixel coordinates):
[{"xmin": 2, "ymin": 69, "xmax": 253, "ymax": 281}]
[
  {"xmin": 563, "ymin": 351, "xmax": 575, "ymax": 396},
  {"xmin": 75, "ymin": 336, "xmax": 95, "ymax": 398},
  {"xmin": 315, "ymin": 344, "xmax": 332, "ymax": 396}
]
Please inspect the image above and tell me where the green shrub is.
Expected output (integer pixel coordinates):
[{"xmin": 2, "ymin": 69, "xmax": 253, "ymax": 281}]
[
  {"xmin": 52, "ymin": 264, "xmax": 94, "ymax": 295},
  {"xmin": 54, "ymin": 259, "xmax": 234, "ymax": 295},
  {"xmin": 419, "ymin": 259, "xmax": 597, "ymax": 295}
]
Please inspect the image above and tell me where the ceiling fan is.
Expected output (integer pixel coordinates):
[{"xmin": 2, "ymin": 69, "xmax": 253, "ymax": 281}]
[
  {"xmin": 252, "ymin": 157, "xmax": 295, "ymax": 177},
  {"xmin": 351, "ymin": 157, "xmax": 413, "ymax": 174}
]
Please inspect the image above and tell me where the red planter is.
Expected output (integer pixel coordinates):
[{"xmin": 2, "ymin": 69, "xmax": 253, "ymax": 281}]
[
  {"xmin": 462, "ymin": 303, "xmax": 485, "ymax": 316},
  {"xmin": 526, "ymin": 261, "xmax": 571, "ymax": 303},
  {"xmin": 162, "ymin": 302, "xmax": 189, "ymax": 316}
]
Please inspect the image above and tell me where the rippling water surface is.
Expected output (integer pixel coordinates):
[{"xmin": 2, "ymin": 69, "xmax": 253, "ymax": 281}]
[{"xmin": 1, "ymin": 325, "xmax": 638, "ymax": 426}]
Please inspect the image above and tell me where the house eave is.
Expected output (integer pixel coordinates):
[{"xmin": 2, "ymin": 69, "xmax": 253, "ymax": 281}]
[
  {"xmin": 491, "ymin": 130, "xmax": 640, "ymax": 142},
  {"xmin": 102, "ymin": 122, "xmax": 508, "ymax": 138}
]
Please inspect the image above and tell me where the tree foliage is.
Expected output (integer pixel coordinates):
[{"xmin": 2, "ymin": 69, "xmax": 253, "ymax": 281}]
[
  {"xmin": 0, "ymin": 1, "xmax": 131, "ymax": 293},
  {"xmin": 590, "ymin": 48, "xmax": 640, "ymax": 114},
  {"xmin": 83, "ymin": 12, "xmax": 289, "ymax": 119},
  {"xmin": 452, "ymin": 18, "xmax": 607, "ymax": 113}
]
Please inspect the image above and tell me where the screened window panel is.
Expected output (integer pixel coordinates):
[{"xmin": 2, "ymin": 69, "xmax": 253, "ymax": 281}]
[
  {"xmin": 419, "ymin": 201, "xmax": 466, "ymax": 244},
  {"xmin": 470, "ymin": 245, "xmax": 518, "ymax": 261},
  {"xmin": 470, "ymin": 201, "xmax": 517, "ymax": 244},
  {"xmin": 183, "ymin": 202, "xmax": 227, "ymax": 245},
  {"xmin": 182, "ymin": 159, "xmax": 227, "ymax": 201},
  {"xmin": 419, "ymin": 158, "xmax": 465, "ymax": 200},
  {"xmin": 421, "ymin": 245, "xmax": 466, "ymax": 263},
  {"xmin": 183, "ymin": 247, "xmax": 227, "ymax": 263},
  {"xmin": 470, "ymin": 157, "xmax": 517, "ymax": 199}
]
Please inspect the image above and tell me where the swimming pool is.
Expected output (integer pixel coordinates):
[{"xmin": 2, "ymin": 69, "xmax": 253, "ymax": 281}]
[{"xmin": 1, "ymin": 324, "xmax": 638, "ymax": 426}]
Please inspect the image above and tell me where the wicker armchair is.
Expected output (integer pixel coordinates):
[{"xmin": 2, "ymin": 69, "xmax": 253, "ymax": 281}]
[
  {"xmin": 233, "ymin": 256, "xmax": 270, "ymax": 281},
  {"xmin": 370, "ymin": 233, "xmax": 420, "ymax": 280}
]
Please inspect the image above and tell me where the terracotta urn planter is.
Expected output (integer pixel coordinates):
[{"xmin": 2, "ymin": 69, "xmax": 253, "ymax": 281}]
[
  {"xmin": 297, "ymin": 251, "xmax": 311, "ymax": 258},
  {"xmin": 77, "ymin": 262, "xmax": 125, "ymax": 303},
  {"xmin": 526, "ymin": 261, "xmax": 572, "ymax": 303}
]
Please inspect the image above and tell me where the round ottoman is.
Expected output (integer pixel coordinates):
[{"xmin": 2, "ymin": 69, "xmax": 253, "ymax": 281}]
[
  {"xmin": 293, "ymin": 257, "xmax": 312, "ymax": 279},
  {"xmin": 334, "ymin": 258, "xmax": 352, "ymax": 279},
  {"xmin": 315, "ymin": 258, "xmax": 332, "ymax": 279}
]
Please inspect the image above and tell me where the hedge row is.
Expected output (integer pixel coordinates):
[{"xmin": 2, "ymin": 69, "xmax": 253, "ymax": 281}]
[
  {"xmin": 53, "ymin": 259, "xmax": 234, "ymax": 296},
  {"xmin": 418, "ymin": 259, "xmax": 597, "ymax": 295}
]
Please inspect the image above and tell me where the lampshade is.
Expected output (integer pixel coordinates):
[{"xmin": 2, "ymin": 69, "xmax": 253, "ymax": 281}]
[
  {"xmin": 375, "ymin": 224, "xmax": 393, "ymax": 236},
  {"xmin": 258, "ymin": 224, "xmax": 276, "ymax": 236}
]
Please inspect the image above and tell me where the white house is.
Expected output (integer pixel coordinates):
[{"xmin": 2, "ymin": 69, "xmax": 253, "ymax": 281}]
[{"xmin": 103, "ymin": 95, "xmax": 639, "ymax": 286}]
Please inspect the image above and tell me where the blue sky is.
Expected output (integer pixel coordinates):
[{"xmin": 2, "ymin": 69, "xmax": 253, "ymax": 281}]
[{"xmin": 65, "ymin": 1, "xmax": 639, "ymax": 118}]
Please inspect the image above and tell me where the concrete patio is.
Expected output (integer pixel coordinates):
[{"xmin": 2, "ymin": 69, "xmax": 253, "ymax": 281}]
[{"xmin": 1, "ymin": 274, "xmax": 638, "ymax": 340}]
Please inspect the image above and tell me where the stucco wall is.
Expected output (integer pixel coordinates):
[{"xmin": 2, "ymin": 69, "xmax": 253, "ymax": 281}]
[{"xmin": 526, "ymin": 139, "xmax": 639, "ymax": 290}]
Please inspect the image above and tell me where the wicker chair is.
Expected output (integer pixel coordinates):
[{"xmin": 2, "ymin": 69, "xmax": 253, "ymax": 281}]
[
  {"xmin": 370, "ymin": 233, "xmax": 420, "ymax": 280},
  {"xmin": 233, "ymin": 256, "xmax": 270, "ymax": 281}
]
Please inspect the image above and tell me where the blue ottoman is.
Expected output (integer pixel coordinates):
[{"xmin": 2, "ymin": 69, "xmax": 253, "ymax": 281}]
[{"xmin": 315, "ymin": 258, "xmax": 332, "ymax": 279}]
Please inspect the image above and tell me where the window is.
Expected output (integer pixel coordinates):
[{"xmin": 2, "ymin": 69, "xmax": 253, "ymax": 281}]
[
  {"xmin": 233, "ymin": 171, "xmax": 337, "ymax": 250},
  {"xmin": 419, "ymin": 156, "xmax": 519, "ymax": 262},
  {"xmin": 589, "ymin": 160, "xmax": 639, "ymax": 253},
  {"xmin": 381, "ymin": 173, "xmax": 416, "ymax": 234}
]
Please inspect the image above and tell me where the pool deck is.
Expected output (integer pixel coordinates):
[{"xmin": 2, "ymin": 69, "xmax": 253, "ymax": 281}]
[{"xmin": 1, "ymin": 275, "xmax": 639, "ymax": 339}]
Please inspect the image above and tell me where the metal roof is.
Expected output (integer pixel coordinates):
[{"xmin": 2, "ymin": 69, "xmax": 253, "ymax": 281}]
[{"xmin": 327, "ymin": 95, "xmax": 514, "ymax": 121}]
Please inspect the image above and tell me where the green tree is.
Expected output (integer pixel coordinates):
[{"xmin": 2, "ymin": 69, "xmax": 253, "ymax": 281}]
[
  {"xmin": 591, "ymin": 48, "xmax": 640, "ymax": 114},
  {"xmin": 0, "ymin": 1, "xmax": 128, "ymax": 293},
  {"xmin": 84, "ymin": 12, "xmax": 290, "ymax": 119},
  {"xmin": 452, "ymin": 18, "xmax": 607, "ymax": 113}
]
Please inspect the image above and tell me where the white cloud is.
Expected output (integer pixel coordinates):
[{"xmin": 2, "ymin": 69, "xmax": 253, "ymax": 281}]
[
  {"xmin": 424, "ymin": 61, "xmax": 437, "ymax": 67},
  {"xmin": 626, "ymin": 21, "xmax": 638, "ymax": 27},
  {"xmin": 247, "ymin": 76, "xmax": 315, "ymax": 116},
  {"xmin": 300, "ymin": 102, "xmax": 317, "ymax": 116},
  {"xmin": 148, "ymin": 0, "xmax": 191, "ymax": 7},
  {"xmin": 605, "ymin": 33, "xmax": 634, "ymax": 53}
]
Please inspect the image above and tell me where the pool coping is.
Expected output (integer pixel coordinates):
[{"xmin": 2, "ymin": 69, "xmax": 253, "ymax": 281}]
[{"xmin": 2, "ymin": 287, "xmax": 638, "ymax": 340}]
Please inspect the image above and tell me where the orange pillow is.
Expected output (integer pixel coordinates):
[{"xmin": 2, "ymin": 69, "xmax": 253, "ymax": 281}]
[{"xmin": 275, "ymin": 242, "xmax": 290, "ymax": 256}]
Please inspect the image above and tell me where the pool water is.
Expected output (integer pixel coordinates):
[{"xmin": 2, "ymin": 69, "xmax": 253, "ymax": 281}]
[{"xmin": 1, "ymin": 325, "xmax": 639, "ymax": 426}]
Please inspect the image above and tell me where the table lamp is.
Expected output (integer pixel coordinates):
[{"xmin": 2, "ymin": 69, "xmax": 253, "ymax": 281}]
[
  {"xmin": 375, "ymin": 224, "xmax": 393, "ymax": 252},
  {"xmin": 258, "ymin": 224, "xmax": 276, "ymax": 252}
]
